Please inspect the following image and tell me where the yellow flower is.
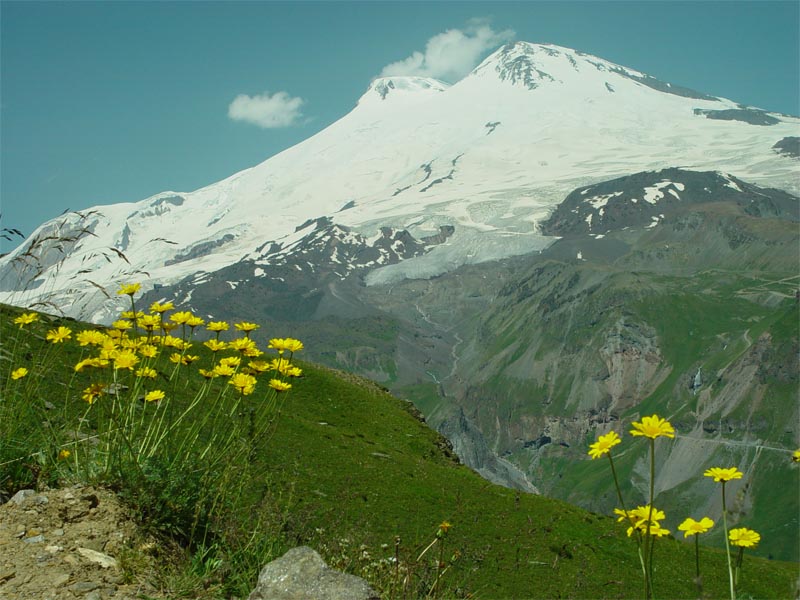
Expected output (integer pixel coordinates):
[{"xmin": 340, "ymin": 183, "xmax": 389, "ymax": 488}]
[
  {"xmin": 139, "ymin": 344, "xmax": 159, "ymax": 358},
  {"xmin": 46, "ymin": 326, "xmax": 73, "ymax": 344},
  {"xmin": 186, "ymin": 316, "xmax": 205, "ymax": 328},
  {"xmin": 204, "ymin": 339, "xmax": 227, "ymax": 352},
  {"xmin": 230, "ymin": 337, "xmax": 257, "ymax": 354},
  {"xmin": 138, "ymin": 314, "xmax": 161, "ymax": 332},
  {"xmin": 703, "ymin": 467, "xmax": 743, "ymax": 482},
  {"xmin": 149, "ymin": 300, "xmax": 174, "ymax": 313},
  {"xmin": 588, "ymin": 431, "xmax": 622, "ymax": 459},
  {"xmin": 198, "ymin": 368, "xmax": 217, "ymax": 380},
  {"xmin": 74, "ymin": 357, "xmax": 109, "ymax": 372},
  {"xmin": 160, "ymin": 321, "xmax": 179, "ymax": 333},
  {"xmin": 269, "ymin": 337, "xmax": 304, "ymax": 354},
  {"xmin": 169, "ymin": 352, "xmax": 183, "ymax": 364},
  {"xmin": 729, "ymin": 527, "xmax": 760, "ymax": 548},
  {"xmin": 82, "ymin": 383, "xmax": 104, "ymax": 404},
  {"xmin": 248, "ymin": 360, "xmax": 270, "ymax": 374},
  {"xmin": 645, "ymin": 524, "xmax": 671, "ymax": 537},
  {"xmin": 76, "ymin": 330, "xmax": 107, "ymax": 346},
  {"xmin": 792, "ymin": 449, "xmax": 800, "ymax": 463},
  {"xmin": 630, "ymin": 504, "xmax": 666, "ymax": 523},
  {"xmin": 630, "ymin": 414, "xmax": 675, "ymax": 439},
  {"xmin": 170, "ymin": 311, "xmax": 194, "ymax": 325},
  {"xmin": 58, "ymin": 449, "xmax": 71, "ymax": 460},
  {"xmin": 120, "ymin": 310, "xmax": 144, "ymax": 320},
  {"xmin": 286, "ymin": 366, "xmax": 303, "ymax": 377},
  {"xmin": 11, "ymin": 367, "xmax": 28, "ymax": 380},
  {"xmin": 235, "ymin": 321, "xmax": 260, "ymax": 333},
  {"xmin": 213, "ymin": 363, "xmax": 236, "ymax": 377},
  {"xmin": 268, "ymin": 357, "xmax": 292, "ymax": 374},
  {"xmin": 144, "ymin": 389, "xmax": 165, "ymax": 403},
  {"xmin": 207, "ymin": 321, "xmax": 229, "ymax": 332},
  {"xmin": 117, "ymin": 282, "xmax": 141, "ymax": 296},
  {"xmin": 243, "ymin": 346, "xmax": 264, "ymax": 358},
  {"xmin": 229, "ymin": 372, "xmax": 257, "ymax": 395},
  {"xmin": 617, "ymin": 505, "xmax": 667, "ymax": 536},
  {"xmin": 14, "ymin": 312, "xmax": 39, "ymax": 327},
  {"xmin": 112, "ymin": 319, "xmax": 133, "ymax": 331},
  {"xmin": 112, "ymin": 349, "xmax": 139, "ymax": 370},
  {"xmin": 161, "ymin": 335, "xmax": 185, "ymax": 349},
  {"xmin": 678, "ymin": 517, "xmax": 714, "ymax": 537},
  {"xmin": 136, "ymin": 367, "xmax": 157, "ymax": 379},
  {"xmin": 437, "ymin": 521, "xmax": 452, "ymax": 537},
  {"xmin": 268, "ymin": 378, "xmax": 292, "ymax": 392},
  {"xmin": 219, "ymin": 356, "xmax": 241, "ymax": 367},
  {"xmin": 181, "ymin": 354, "xmax": 199, "ymax": 366}
]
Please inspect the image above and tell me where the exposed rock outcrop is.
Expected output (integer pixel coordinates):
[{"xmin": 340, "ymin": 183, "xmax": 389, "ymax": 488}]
[{"xmin": 248, "ymin": 546, "xmax": 379, "ymax": 600}]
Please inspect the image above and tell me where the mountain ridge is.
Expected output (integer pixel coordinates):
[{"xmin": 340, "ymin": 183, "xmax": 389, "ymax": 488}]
[{"xmin": 2, "ymin": 41, "xmax": 797, "ymax": 322}]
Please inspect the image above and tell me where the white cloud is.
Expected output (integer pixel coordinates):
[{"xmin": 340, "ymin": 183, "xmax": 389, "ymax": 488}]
[
  {"xmin": 228, "ymin": 91, "xmax": 305, "ymax": 128},
  {"xmin": 380, "ymin": 21, "xmax": 515, "ymax": 83}
]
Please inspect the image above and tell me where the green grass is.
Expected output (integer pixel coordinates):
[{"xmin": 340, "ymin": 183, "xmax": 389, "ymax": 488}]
[{"xmin": 1, "ymin": 302, "xmax": 797, "ymax": 599}]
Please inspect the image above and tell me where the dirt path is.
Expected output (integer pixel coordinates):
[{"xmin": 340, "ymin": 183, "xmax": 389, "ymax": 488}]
[{"xmin": 0, "ymin": 485, "xmax": 163, "ymax": 600}]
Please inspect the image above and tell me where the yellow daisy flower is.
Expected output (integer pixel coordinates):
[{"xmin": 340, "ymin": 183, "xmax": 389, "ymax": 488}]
[
  {"xmin": 230, "ymin": 337, "xmax": 257, "ymax": 353},
  {"xmin": 588, "ymin": 431, "xmax": 621, "ymax": 459},
  {"xmin": 11, "ymin": 367, "xmax": 28, "ymax": 380},
  {"xmin": 229, "ymin": 372, "xmax": 257, "ymax": 395},
  {"xmin": 82, "ymin": 383, "xmax": 105, "ymax": 404},
  {"xmin": 703, "ymin": 467, "xmax": 743, "ymax": 482},
  {"xmin": 14, "ymin": 312, "xmax": 39, "ymax": 327},
  {"xmin": 112, "ymin": 349, "xmax": 139, "ymax": 370},
  {"xmin": 729, "ymin": 527, "xmax": 760, "ymax": 548},
  {"xmin": 207, "ymin": 321, "xmax": 229, "ymax": 332},
  {"xmin": 268, "ymin": 378, "xmax": 292, "ymax": 392},
  {"xmin": 170, "ymin": 311, "xmax": 194, "ymax": 325},
  {"xmin": 112, "ymin": 319, "xmax": 133, "ymax": 331},
  {"xmin": 204, "ymin": 339, "xmax": 227, "ymax": 352},
  {"xmin": 144, "ymin": 389, "xmax": 165, "ymax": 403},
  {"xmin": 117, "ymin": 282, "xmax": 141, "ymax": 296},
  {"xmin": 149, "ymin": 300, "xmax": 174, "ymax": 314},
  {"xmin": 234, "ymin": 321, "xmax": 260, "ymax": 333},
  {"xmin": 46, "ymin": 326, "xmax": 73, "ymax": 344},
  {"xmin": 213, "ymin": 364, "xmax": 236, "ymax": 377},
  {"xmin": 76, "ymin": 329, "xmax": 107, "ymax": 346},
  {"xmin": 678, "ymin": 517, "xmax": 714, "ymax": 537},
  {"xmin": 136, "ymin": 367, "xmax": 158, "ymax": 379},
  {"xmin": 630, "ymin": 414, "xmax": 675, "ymax": 439}
]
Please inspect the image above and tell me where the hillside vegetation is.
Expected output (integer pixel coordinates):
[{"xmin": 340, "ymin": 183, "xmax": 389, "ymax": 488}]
[{"xmin": 0, "ymin": 301, "xmax": 797, "ymax": 599}]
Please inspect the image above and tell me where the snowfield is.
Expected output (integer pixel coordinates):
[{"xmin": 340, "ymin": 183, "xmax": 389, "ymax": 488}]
[{"xmin": 1, "ymin": 42, "xmax": 798, "ymax": 322}]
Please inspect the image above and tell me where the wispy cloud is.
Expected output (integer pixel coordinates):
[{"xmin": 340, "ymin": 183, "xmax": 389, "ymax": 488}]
[
  {"xmin": 227, "ymin": 91, "xmax": 305, "ymax": 128},
  {"xmin": 380, "ymin": 20, "xmax": 515, "ymax": 83}
]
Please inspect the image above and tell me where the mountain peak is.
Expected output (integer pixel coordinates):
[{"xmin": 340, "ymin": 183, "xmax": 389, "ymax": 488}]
[
  {"xmin": 358, "ymin": 76, "xmax": 449, "ymax": 106},
  {"xmin": 470, "ymin": 42, "xmax": 587, "ymax": 89},
  {"xmin": 469, "ymin": 41, "xmax": 721, "ymax": 102}
]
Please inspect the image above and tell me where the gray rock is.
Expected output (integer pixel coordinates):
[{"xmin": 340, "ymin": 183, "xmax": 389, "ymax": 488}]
[
  {"xmin": 8, "ymin": 489, "xmax": 36, "ymax": 505},
  {"xmin": 248, "ymin": 546, "xmax": 379, "ymax": 600}
]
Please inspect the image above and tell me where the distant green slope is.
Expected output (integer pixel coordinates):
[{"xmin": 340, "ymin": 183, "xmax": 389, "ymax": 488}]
[{"xmin": 1, "ymin": 303, "xmax": 796, "ymax": 599}]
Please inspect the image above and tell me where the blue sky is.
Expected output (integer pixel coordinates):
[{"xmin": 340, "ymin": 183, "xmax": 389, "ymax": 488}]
[{"xmin": 2, "ymin": 1, "xmax": 798, "ymax": 246}]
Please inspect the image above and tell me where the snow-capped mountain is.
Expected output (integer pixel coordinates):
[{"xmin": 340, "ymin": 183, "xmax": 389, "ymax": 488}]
[{"xmin": 1, "ymin": 41, "xmax": 798, "ymax": 321}]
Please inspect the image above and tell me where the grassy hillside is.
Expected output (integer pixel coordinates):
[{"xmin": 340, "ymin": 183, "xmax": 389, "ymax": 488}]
[{"xmin": 0, "ymin": 302, "xmax": 797, "ymax": 599}]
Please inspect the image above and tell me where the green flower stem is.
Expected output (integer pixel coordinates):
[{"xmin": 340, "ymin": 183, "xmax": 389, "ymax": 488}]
[
  {"xmin": 645, "ymin": 437, "xmax": 656, "ymax": 600},
  {"xmin": 607, "ymin": 452, "xmax": 648, "ymax": 591},
  {"xmin": 721, "ymin": 482, "xmax": 735, "ymax": 600},
  {"xmin": 734, "ymin": 546, "xmax": 744, "ymax": 589},
  {"xmin": 693, "ymin": 534, "xmax": 701, "ymax": 599}
]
